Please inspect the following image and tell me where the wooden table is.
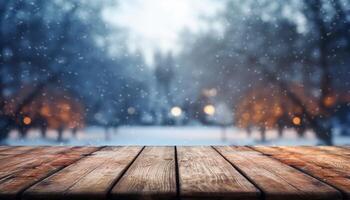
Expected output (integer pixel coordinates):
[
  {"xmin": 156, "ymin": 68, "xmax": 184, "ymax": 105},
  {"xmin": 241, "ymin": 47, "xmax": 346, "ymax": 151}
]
[{"xmin": 0, "ymin": 146, "xmax": 349, "ymax": 200}]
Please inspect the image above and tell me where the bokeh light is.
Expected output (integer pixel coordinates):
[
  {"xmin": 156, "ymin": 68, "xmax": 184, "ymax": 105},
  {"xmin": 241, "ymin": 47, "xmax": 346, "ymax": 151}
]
[
  {"xmin": 171, "ymin": 106, "xmax": 182, "ymax": 117},
  {"xmin": 292, "ymin": 117, "xmax": 301, "ymax": 126},
  {"xmin": 204, "ymin": 105, "xmax": 215, "ymax": 116},
  {"xmin": 23, "ymin": 117, "xmax": 32, "ymax": 125}
]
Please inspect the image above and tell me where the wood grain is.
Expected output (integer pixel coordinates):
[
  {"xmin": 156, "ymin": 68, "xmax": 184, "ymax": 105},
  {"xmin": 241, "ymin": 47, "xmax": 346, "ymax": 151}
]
[
  {"xmin": 0, "ymin": 146, "xmax": 38, "ymax": 161},
  {"xmin": 23, "ymin": 146, "xmax": 142, "ymax": 200},
  {"xmin": 278, "ymin": 146, "xmax": 346, "ymax": 155},
  {"xmin": 0, "ymin": 147, "xmax": 72, "ymax": 180},
  {"xmin": 0, "ymin": 146, "xmax": 13, "ymax": 152},
  {"xmin": 279, "ymin": 146, "xmax": 350, "ymax": 176},
  {"xmin": 215, "ymin": 146, "xmax": 341, "ymax": 200},
  {"xmin": 254, "ymin": 146, "xmax": 350, "ymax": 199},
  {"xmin": 111, "ymin": 146, "xmax": 176, "ymax": 200},
  {"xmin": 0, "ymin": 147, "xmax": 98, "ymax": 200},
  {"xmin": 317, "ymin": 146, "xmax": 350, "ymax": 155},
  {"xmin": 0, "ymin": 146, "xmax": 38, "ymax": 155},
  {"xmin": 177, "ymin": 146, "xmax": 260, "ymax": 200},
  {"xmin": 0, "ymin": 146, "xmax": 346, "ymax": 200}
]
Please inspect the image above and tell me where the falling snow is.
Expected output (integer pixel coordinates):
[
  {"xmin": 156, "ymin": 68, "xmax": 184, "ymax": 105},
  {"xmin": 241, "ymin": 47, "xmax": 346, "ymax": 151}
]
[{"xmin": 0, "ymin": 0, "xmax": 349, "ymax": 145}]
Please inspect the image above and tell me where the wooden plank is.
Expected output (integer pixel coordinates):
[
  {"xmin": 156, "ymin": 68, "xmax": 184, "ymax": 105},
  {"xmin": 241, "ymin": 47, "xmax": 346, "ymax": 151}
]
[
  {"xmin": 312, "ymin": 146, "xmax": 350, "ymax": 156},
  {"xmin": 177, "ymin": 146, "xmax": 259, "ymax": 200},
  {"xmin": 215, "ymin": 146, "xmax": 341, "ymax": 200},
  {"xmin": 0, "ymin": 146, "xmax": 15, "ymax": 160},
  {"xmin": 277, "ymin": 146, "xmax": 344, "ymax": 155},
  {"xmin": 271, "ymin": 146, "xmax": 350, "ymax": 157},
  {"xmin": 111, "ymin": 146, "xmax": 176, "ymax": 200},
  {"xmin": 279, "ymin": 146, "xmax": 350, "ymax": 175},
  {"xmin": 0, "ymin": 147, "xmax": 44, "ymax": 170},
  {"xmin": 0, "ymin": 146, "xmax": 38, "ymax": 155},
  {"xmin": 0, "ymin": 146, "xmax": 13, "ymax": 152},
  {"xmin": 0, "ymin": 147, "xmax": 98, "ymax": 200},
  {"xmin": 250, "ymin": 146, "xmax": 285, "ymax": 156},
  {"xmin": 254, "ymin": 146, "xmax": 350, "ymax": 199},
  {"xmin": 23, "ymin": 146, "xmax": 143, "ymax": 200},
  {"xmin": 66, "ymin": 146, "xmax": 144, "ymax": 199},
  {"xmin": 0, "ymin": 147, "xmax": 73, "ymax": 179}
]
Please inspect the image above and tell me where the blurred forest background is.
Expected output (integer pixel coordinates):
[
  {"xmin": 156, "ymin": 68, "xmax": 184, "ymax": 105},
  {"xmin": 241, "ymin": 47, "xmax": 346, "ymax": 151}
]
[{"xmin": 0, "ymin": 0, "xmax": 349, "ymax": 145}]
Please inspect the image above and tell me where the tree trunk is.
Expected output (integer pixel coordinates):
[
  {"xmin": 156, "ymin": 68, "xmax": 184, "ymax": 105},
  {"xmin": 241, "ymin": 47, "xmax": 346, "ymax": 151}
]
[
  {"xmin": 0, "ymin": 127, "xmax": 10, "ymax": 141},
  {"xmin": 260, "ymin": 126, "xmax": 266, "ymax": 142},
  {"xmin": 311, "ymin": 120, "xmax": 333, "ymax": 145},
  {"xmin": 0, "ymin": 117, "xmax": 13, "ymax": 141}
]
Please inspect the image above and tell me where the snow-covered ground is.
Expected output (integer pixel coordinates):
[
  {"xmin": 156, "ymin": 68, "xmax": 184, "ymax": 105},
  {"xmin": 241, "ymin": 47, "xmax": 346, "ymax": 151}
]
[{"xmin": 4, "ymin": 126, "xmax": 350, "ymax": 146}]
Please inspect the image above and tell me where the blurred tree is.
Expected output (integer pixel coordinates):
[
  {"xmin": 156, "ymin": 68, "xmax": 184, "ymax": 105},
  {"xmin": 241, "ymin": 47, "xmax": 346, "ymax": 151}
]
[
  {"xmin": 154, "ymin": 52, "xmax": 175, "ymax": 124},
  {"xmin": 178, "ymin": 0, "xmax": 350, "ymax": 144},
  {"xmin": 235, "ymin": 84, "xmax": 319, "ymax": 139},
  {"xmin": 0, "ymin": 0, "xmax": 149, "ymax": 141}
]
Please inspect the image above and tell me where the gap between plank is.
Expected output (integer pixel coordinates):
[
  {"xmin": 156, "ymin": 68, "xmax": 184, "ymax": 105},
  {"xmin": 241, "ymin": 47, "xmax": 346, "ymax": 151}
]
[
  {"xmin": 106, "ymin": 146, "xmax": 145, "ymax": 200},
  {"xmin": 248, "ymin": 146, "xmax": 346, "ymax": 200},
  {"xmin": 174, "ymin": 146, "xmax": 181, "ymax": 200},
  {"xmin": 16, "ymin": 146, "xmax": 105, "ymax": 200},
  {"xmin": 211, "ymin": 146, "xmax": 265, "ymax": 200}
]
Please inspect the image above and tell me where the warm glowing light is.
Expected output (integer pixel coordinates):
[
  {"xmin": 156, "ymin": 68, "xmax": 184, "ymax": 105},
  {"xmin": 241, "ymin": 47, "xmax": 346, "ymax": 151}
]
[
  {"xmin": 323, "ymin": 96, "xmax": 335, "ymax": 107},
  {"xmin": 23, "ymin": 116, "xmax": 32, "ymax": 125},
  {"xmin": 292, "ymin": 116, "xmax": 301, "ymax": 126},
  {"xmin": 60, "ymin": 103, "xmax": 71, "ymax": 111},
  {"xmin": 40, "ymin": 106, "xmax": 50, "ymax": 116},
  {"xmin": 274, "ymin": 106, "xmax": 282, "ymax": 116},
  {"xmin": 171, "ymin": 106, "xmax": 182, "ymax": 117},
  {"xmin": 204, "ymin": 104, "xmax": 215, "ymax": 116}
]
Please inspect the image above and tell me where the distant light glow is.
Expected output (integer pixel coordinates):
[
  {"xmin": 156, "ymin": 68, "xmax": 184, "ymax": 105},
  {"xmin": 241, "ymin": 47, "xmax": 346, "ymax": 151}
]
[
  {"xmin": 323, "ymin": 96, "xmax": 336, "ymax": 107},
  {"xmin": 127, "ymin": 107, "xmax": 136, "ymax": 115},
  {"xmin": 171, "ymin": 106, "xmax": 182, "ymax": 117},
  {"xmin": 292, "ymin": 116, "xmax": 301, "ymax": 126},
  {"xmin": 23, "ymin": 116, "xmax": 32, "ymax": 125},
  {"xmin": 204, "ymin": 105, "xmax": 215, "ymax": 116},
  {"xmin": 203, "ymin": 88, "xmax": 217, "ymax": 97}
]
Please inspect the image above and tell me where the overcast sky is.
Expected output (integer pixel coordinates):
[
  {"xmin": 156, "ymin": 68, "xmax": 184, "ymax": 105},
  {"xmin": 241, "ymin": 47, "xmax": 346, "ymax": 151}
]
[{"xmin": 103, "ymin": 0, "xmax": 223, "ymax": 65}]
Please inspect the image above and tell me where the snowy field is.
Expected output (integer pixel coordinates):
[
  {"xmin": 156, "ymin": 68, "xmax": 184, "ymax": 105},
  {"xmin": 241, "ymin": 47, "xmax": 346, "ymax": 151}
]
[{"xmin": 3, "ymin": 126, "xmax": 350, "ymax": 146}]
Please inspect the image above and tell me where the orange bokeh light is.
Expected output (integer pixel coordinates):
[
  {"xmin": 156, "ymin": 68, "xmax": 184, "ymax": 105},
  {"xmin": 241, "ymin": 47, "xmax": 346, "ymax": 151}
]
[
  {"xmin": 323, "ymin": 96, "xmax": 336, "ymax": 107},
  {"xmin": 23, "ymin": 116, "xmax": 32, "ymax": 125},
  {"xmin": 292, "ymin": 116, "xmax": 301, "ymax": 126}
]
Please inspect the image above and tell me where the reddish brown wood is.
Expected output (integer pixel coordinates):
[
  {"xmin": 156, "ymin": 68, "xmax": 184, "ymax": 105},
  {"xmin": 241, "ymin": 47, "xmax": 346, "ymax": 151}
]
[
  {"xmin": 0, "ymin": 146, "xmax": 345, "ymax": 200},
  {"xmin": 111, "ymin": 146, "xmax": 176, "ymax": 200},
  {"xmin": 177, "ymin": 146, "xmax": 260, "ymax": 200},
  {"xmin": 215, "ymin": 146, "xmax": 341, "ymax": 200},
  {"xmin": 0, "ymin": 147, "xmax": 98, "ymax": 200},
  {"xmin": 0, "ymin": 147, "xmax": 71, "ymax": 179},
  {"xmin": 23, "ymin": 146, "xmax": 142, "ymax": 200},
  {"xmin": 254, "ymin": 146, "xmax": 350, "ymax": 199},
  {"xmin": 0, "ymin": 146, "xmax": 13, "ymax": 152}
]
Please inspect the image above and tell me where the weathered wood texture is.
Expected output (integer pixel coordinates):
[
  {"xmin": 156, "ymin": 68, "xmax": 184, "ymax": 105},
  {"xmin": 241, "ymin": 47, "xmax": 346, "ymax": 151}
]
[
  {"xmin": 0, "ymin": 146, "xmax": 347, "ymax": 200},
  {"xmin": 215, "ymin": 146, "xmax": 341, "ymax": 200},
  {"xmin": 23, "ymin": 146, "xmax": 142, "ymax": 200},
  {"xmin": 177, "ymin": 146, "xmax": 260, "ymax": 200},
  {"xmin": 317, "ymin": 146, "xmax": 350, "ymax": 156},
  {"xmin": 0, "ymin": 147, "xmax": 98, "ymax": 200},
  {"xmin": 111, "ymin": 146, "xmax": 176, "ymax": 200},
  {"xmin": 254, "ymin": 146, "xmax": 350, "ymax": 199}
]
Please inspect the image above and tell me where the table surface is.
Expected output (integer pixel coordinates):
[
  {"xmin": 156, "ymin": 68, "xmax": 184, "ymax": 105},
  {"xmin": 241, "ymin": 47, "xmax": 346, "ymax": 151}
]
[{"xmin": 0, "ymin": 146, "xmax": 349, "ymax": 200}]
